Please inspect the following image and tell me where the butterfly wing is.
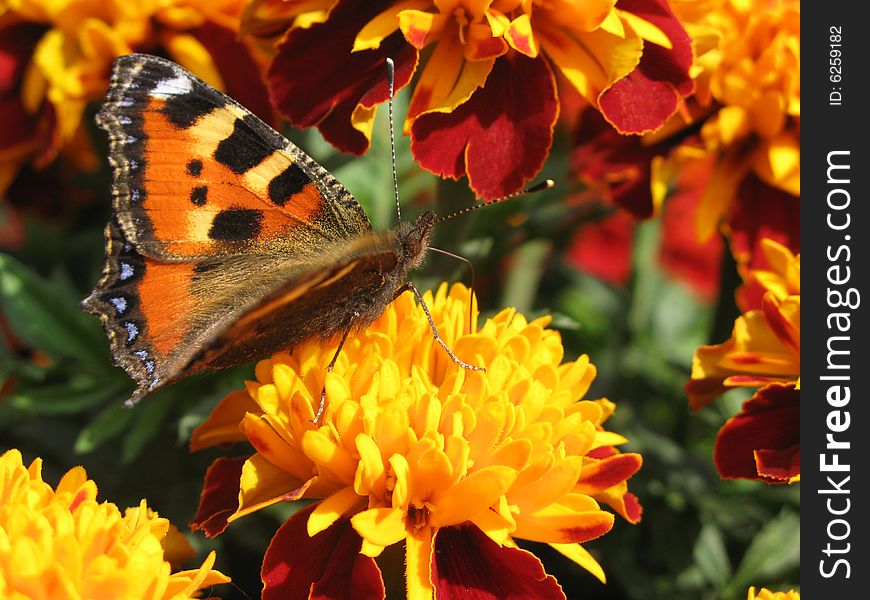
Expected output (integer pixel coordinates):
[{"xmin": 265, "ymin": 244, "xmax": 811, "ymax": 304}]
[
  {"xmin": 84, "ymin": 54, "xmax": 383, "ymax": 402},
  {"xmin": 84, "ymin": 219, "xmax": 402, "ymax": 403},
  {"xmin": 96, "ymin": 53, "xmax": 371, "ymax": 259}
]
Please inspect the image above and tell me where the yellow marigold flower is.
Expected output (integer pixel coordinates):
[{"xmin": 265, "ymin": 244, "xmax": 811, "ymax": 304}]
[
  {"xmin": 191, "ymin": 283, "xmax": 642, "ymax": 599},
  {"xmin": 687, "ymin": 239, "xmax": 799, "ymax": 483},
  {"xmin": 0, "ymin": 0, "xmax": 270, "ymax": 195},
  {"xmin": 0, "ymin": 448, "xmax": 229, "ymax": 599},
  {"xmin": 667, "ymin": 0, "xmax": 800, "ymax": 241},
  {"xmin": 748, "ymin": 586, "xmax": 800, "ymax": 600}
]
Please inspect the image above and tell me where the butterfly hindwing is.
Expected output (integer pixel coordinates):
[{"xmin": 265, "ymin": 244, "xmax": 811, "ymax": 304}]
[{"xmin": 96, "ymin": 53, "xmax": 372, "ymax": 259}]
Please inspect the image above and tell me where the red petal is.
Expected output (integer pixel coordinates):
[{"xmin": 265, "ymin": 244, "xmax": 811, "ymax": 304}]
[
  {"xmin": 622, "ymin": 492, "xmax": 643, "ymax": 523},
  {"xmin": 432, "ymin": 524, "xmax": 565, "ymax": 600},
  {"xmin": 714, "ymin": 383, "xmax": 799, "ymax": 482},
  {"xmin": 565, "ymin": 209, "xmax": 634, "ymax": 286},
  {"xmin": 190, "ymin": 455, "xmax": 248, "ymax": 537},
  {"xmin": 598, "ymin": 0, "xmax": 694, "ymax": 134},
  {"xmin": 410, "ymin": 54, "xmax": 558, "ymax": 199},
  {"xmin": 268, "ymin": 0, "xmax": 417, "ymax": 154},
  {"xmin": 573, "ymin": 108, "xmax": 679, "ymax": 218},
  {"xmin": 578, "ymin": 453, "xmax": 642, "ymax": 490},
  {"xmin": 262, "ymin": 503, "xmax": 384, "ymax": 600},
  {"xmin": 728, "ymin": 174, "xmax": 800, "ymax": 311},
  {"xmin": 191, "ymin": 21, "xmax": 273, "ymax": 125},
  {"xmin": 659, "ymin": 178, "xmax": 724, "ymax": 301}
]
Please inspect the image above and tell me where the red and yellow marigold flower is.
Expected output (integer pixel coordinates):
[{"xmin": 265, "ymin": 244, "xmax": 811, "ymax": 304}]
[
  {"xmin": 748, "ymin": 587, "xmax": 800, "ymax": 600},
  {"xmin": 687, "ymin": 239, "xmax": 799, "ymax": 483},
  {"xmin": 574, "ymin": 0, "xmax": 799, "ymax": 274},
  {"xmin": 247, "ymin": 0, "xmax": 693, "ymax": 199},
  {"xmin": 191, "ymin": 283, "xmax": 642, "ymax": 599},
  {"xmin": 0, "ymin": 0, "xmax": 270, "ymax": 196},
  {"xmin": 0, "ymin": 448, "xmax": 229, "ymax": 598}
]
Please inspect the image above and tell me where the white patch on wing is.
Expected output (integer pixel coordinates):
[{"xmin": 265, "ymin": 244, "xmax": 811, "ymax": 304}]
[{"xmin": 151, "ymin": 74, "xmax": 194, "ymax": 99}]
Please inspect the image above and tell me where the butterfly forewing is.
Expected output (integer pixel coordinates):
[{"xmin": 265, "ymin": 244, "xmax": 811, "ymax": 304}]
[{"xmin": 96, "ymin": 53, "xmax": 372, "ymax": 259}]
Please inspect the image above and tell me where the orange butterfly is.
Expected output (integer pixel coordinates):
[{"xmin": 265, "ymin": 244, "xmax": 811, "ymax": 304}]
[{"xmin": 83, "ymin": 54, "xmax": 484, "ymax": 418}]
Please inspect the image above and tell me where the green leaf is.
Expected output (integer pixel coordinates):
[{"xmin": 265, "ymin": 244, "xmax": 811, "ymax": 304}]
[
  {"xmin": 122, "ymin": 393, "xmax": 173, "ymax": 463},
  {"xmin": 7, "ymin": 378, "xmax": 126, "ymax": 415},
  {"xmin": 693, "ymin": 523, "xmax": 732, "ymax": 589},
  {"xmin": 730, "ymin": 509, "xmax": 800, "ymax": 592},
  {"xmin": 0, "ymin": 253, "xmax": 104, "ymax": 362},
  {"xmin": 74, "ymin": 401, "xmax": 136, "ymax": 454}
]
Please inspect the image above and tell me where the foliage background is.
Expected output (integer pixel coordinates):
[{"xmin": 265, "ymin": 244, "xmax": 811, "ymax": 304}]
[{"xmin": 0, "ymin": 89, "xmax": 799, "ymax": 598}]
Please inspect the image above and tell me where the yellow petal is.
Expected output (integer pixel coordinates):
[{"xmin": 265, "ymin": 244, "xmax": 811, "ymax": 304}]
[
  {"xmin": 308, "ymin": 486, "xmax": 364, "ymax": 536},
  {"xmin": 619, "ymin": 10, "xmax": 672, "ymax": 49},
  {"xmin": 406, "ymin": 34, "xmax": 493, "ymax": 124},
  {"xmin": 549, "ymin": 543, "xmax": 606, "ymax": 583},
  {"xmin": 351, "ymin": 507, "xmax": 407, "ymax": 547},
  {"xmin": 190, "ymin": 390, "xmax": 257, "ymax": 451},
  {"xmin": 164, "ymin": 33, "xmax": 226, "ymax": 92},
  {"xmin": 301, "ymin": 429, "xmax": 357, "ymax": 482},
  {"xmin": 355, "ymin": 0, "xmax": 428, "ymax": 51},
  {"xmin": 429, "ymin": 465, "xmax": 517, "ymax": 528},
  {"xmin": 242, "ymin": 413, "xmax": 311, "ymax": 481},
  {"xmin": 406, "ymin": 527, "xmax": 435, "ymax": 600},
  {"xmin": 354, "ymin": 433, "xmax": 386, "ymax": 497},
  {"xmin": 233, "ymin": 454, "xmax": 311, "ymax": 519}
]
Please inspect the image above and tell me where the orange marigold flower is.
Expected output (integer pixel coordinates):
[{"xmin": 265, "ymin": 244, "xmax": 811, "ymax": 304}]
[
  {"xmin": 250, "ymin": 0, "xmax": 693, "ymax": 199},
  {"xmin": 687, "ymin": 239, "xmax": 799, "ymax": 483},
  {"xmin": 574, "ymin": 0, "xmax": 799, "ymax": 273},
  {"xmin": 748, "ymin": 587, "xmax": 800, "ymax": 600},
  {"xmin": 191, "ymin": 283, "xmax": 642, "ymax": 599},
  {"xmin": 0, "ymin": 448, "xmax": 229, "ymax": 598},
  {"xmin": 0, "ymin": 0, "xmax": 270, "ymax": 196}
]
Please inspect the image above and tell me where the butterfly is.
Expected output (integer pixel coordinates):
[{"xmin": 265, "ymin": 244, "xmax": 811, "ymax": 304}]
[{"xmin": 82, "ymin": 53, "xmax": 486, "ymax": 416}]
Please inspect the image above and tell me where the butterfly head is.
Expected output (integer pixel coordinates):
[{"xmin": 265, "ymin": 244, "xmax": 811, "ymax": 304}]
[{"xmin": 398, "ymin": 210, "xmax": 437, "ymax": 268}]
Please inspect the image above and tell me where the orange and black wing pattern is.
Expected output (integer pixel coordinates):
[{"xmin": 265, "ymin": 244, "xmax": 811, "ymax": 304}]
[{"xmin": 83, "ymin": 54, "xmax": 378, "ymax": 403}]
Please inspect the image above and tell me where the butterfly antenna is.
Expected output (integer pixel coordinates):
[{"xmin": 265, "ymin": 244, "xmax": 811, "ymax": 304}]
[
  {"xmin": 429, "ymin": 246, "xmax": 477, "ymax": 328},
  {"xmin": 434, "ymin": 179, "xmax": 555, "ymax": 224},
  {"xmin": 386, "ymin": 57, "xmax": 401, "ymax": 224}
]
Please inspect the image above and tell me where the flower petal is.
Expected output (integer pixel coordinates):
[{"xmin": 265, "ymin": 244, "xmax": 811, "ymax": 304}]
[
  {"xmin": 513, "ymin": 503, "xmax": 613, "ymax": 544},
  {"xmin": 548, "ymin": 543, "xmax": 606, "ymax": 583},
  {"xmin": 190, "ymin": 455, "xmax": 248, "ymax": 537},
  {"xmin": 428, "ymin": 465, "xmax": 517, "ymax": 528},
  {"xmin": 351, "ymin": 506, "xmax": 407, "ymax": 548},
  {"xmin": 190, "ymin": 390, "xmax": 259, "ymax": 451},
  {"xmin": 410, "ymin": 53, "xmax": 557, "ymax": 199},
  {"xmin": 714, "ymin": 382, "xmax": 799, "ymax": 482},
  {"xmin": 262, "ymin": 503, "xmax": 385, "ymax": 600},
  {"xmin": 431, "ymin": 524, "xmax": 565, "ymax": 599},
  {"xmin": 188, "ymin": 20, "xmax": 273, "ymax": 124},
  {"xmin": 235, "ymin": 453, "xmax": 313, "ymax": 518},
  {"xmin": 268, "ymin": 2, "xmax": 417, "ymax": 154},
  {"xmin": 575, "ymin": 453, "xmax": 642, "ymax": 494},
  {"xmin": 309, "ymin": 486, "xmax": 366, "ymax": 536},
  {"xmin": 406, "ymin": 526, "xmax": 435, "ymax": 600},
  {"xmin": 597, "ymin": 0, "xmax": 694, "ymax": 133}
]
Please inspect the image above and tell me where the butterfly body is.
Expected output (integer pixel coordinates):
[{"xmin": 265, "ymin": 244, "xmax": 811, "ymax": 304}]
[{"xmin": 83, "ymin": 54, "xmax": 435, "ymax": 404}]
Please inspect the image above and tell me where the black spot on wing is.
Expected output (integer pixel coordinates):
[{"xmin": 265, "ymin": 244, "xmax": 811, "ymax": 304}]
[
  {"xmin": 160, "ymin": 92, "xmax": 220, "ymax": 128},
  {"xmin": 268, "ymin": 163, "xmax": 310, "ymax": 206},
  {"xmin": 186, "ymin": 159, "xmax": 203, "ymax": 176},
  {"xmin": 208, "ymin": 208, "xmax": 263, "ymax": 241},
  {"xmin": 214, "ymin": 114, "xmax": 285, "ymax": 174},
  {"xmin": 190, "ymin": 185, "xmax": 208, "ymax": 206}
]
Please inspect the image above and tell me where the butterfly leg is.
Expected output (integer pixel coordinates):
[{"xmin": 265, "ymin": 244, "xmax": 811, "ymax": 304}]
[
  {"xmin": 313, "ymin": 321, "xmax": 355, "ymax": 424},
  {"xmin": 404, "ymin": 282, "xmax": 486, "ymax": 373}
]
